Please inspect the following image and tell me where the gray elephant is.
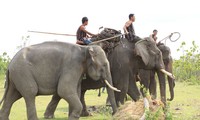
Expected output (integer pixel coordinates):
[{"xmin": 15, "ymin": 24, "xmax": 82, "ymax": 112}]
[
  {"xmin": 108, "ymin": 37, "xmax": 174, "ymax": 106},
  {"xmin": 94, "ymin": 30, "xmax": 173, "ymax": 106},
  {"xmin": 0, "ymin": 41, "xmax": 120, "ymax": 120},
  {"xmin": 139, "ymin": 42, "xmax": 175, "ymax": 105}
]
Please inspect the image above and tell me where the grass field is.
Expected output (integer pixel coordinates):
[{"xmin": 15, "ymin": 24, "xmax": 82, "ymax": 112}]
[{"xmin": 0, "ymin": 74, "xmax": 200, "ymax": 120}]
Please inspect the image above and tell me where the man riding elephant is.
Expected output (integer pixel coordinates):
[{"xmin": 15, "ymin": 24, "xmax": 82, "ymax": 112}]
[
  {"xmin": 149, "ymin": 29, "xmax": 158, "ymax": 42},
  {"xmin": 76, "ymin": 17, "xmax": 97, "ymax": 45},
  {"xmin": 123, "ymin": 13, "xmax": 141, "ymax": 42}
]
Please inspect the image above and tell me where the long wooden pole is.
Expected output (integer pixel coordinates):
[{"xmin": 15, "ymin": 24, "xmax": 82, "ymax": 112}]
[{"xmin": 28, "ymin": 30, "xmax": 76, "ymax": 36}]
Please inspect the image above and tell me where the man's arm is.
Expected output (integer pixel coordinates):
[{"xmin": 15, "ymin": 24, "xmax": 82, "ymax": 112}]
[
  {"xmin": 80, "ymin": 26, "xmax": 95, "ymax": 36},
  {"xmin": 154, "ymin": 37, "xmax": 157, "ymax": 41},
  {"xmin": 123, "ymin": 21, "xmax": 131, "ymax": 34}
]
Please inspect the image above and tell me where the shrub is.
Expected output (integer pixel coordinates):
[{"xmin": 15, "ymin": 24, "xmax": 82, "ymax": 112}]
[
  {"xmin": 0, "ymin": 52, "xmax": 10, "ymax": 75},
  {"xmin": 173, "ymin": 41, "xmax": 200, "ymax": 84}
]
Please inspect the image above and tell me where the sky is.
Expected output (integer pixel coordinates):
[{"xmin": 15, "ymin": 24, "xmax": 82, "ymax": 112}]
[{"xmin": 0, "ymin": 0, "xmax": 199, "ymax": 59}]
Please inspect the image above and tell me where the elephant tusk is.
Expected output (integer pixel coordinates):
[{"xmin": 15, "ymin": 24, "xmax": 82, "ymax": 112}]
[
  {"xmin": 140, "ymin": 97, "xmax": 150, "ymax": 120},
  {"xmin": 160, "ymin": 69, "xmax": 175, "ymax": 79},
  {"xmin": 104, "ymin": 80, "xmax": 121, "ymax": 92}
]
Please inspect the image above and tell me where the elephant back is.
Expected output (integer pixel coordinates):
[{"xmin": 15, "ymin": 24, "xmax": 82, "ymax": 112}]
[
  {"xmin": 93, "ymin": 28, "xmax": 122, "ymax": 53},
  {"xmin": 98, "ymin": 28, "xmax": 121, "ymax": 42}
]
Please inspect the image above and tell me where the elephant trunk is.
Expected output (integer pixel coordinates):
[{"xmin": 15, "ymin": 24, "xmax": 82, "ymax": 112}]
[
  {"xmin": 105, "ymin": 76, "xmax": 118, "ymax": 115},
  {"xmin": 157, "ymin": 70, "xmax": 166, "ymax": 105},
  {"xmin": 166, "ymin": 60, "xmax": 175, "ymax": 101},
  {"xmin": 167, "ymin": 76, "xmax": 175, "ymax": 101}
]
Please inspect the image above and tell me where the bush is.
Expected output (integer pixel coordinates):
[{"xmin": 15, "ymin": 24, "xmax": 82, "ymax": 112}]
[
  {"xmin": 0, "ymin": 52, "xmax": 10, "ymax": 75},
  {"xmin": 173, "ymin": 41, "xmax": 200, "ymax": 84}
]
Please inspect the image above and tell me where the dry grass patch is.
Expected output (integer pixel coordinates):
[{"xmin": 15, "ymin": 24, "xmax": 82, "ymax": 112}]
[{"xmin": 113, "ymin": 98, "xmax": 165, "ymax": 120}]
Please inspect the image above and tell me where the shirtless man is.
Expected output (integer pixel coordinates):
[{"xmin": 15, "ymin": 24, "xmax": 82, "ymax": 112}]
[
  {"xmin": 123, "ymin": 14, "xmax": 137, "ymax": 42},
  {"xmin": 76, "ymin": 17, "xmax": 97, "ymax": 45},
  {"xmin": 150, "ymin": 29, "xmax": 158, "ymax": 42}
]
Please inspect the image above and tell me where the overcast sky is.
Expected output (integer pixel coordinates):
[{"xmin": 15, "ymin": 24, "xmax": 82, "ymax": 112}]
[{"xmin": 0, "ymin": 0, "xmax": 199, "ymax": 59}]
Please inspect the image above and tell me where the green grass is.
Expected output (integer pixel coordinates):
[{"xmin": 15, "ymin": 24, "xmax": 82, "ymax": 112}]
[
  {"xmin": 0, "ymin": 74, "xmax": 111, "ymax": 120},
  {"xmin": 0, "ymin": 74, "xmax": 200, "ymax": 120},
  {"xmin": 168, "ymin": 82, "xmax": 200, "ymax": 120}
]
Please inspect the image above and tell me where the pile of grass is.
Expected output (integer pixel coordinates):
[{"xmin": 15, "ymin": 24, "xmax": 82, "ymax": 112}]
[{"xmin": 113, "ymin": 98, "xmax": 165, "ymax": 120}]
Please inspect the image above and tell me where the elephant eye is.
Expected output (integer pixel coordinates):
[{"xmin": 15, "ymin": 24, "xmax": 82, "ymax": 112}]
[
  {"xmin": 150, "ymin": 50, "xmax": 156, "ymax": 55},
  {"xmin": 103, "ymin": 63, "xmax": 107, "ymax": 67}
]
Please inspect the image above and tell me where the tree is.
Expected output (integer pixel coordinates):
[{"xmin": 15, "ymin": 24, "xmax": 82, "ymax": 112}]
[
  {"xmin": 173, "ymin": 41, "xmax": 200, "ymax": 84},
  {"xmin": 17, "ymin": 35, "xmax": 30, "ymax": 50},
  {"xmin": 0, "ymin": 52, "xmax": 10, "ymax": 74}
]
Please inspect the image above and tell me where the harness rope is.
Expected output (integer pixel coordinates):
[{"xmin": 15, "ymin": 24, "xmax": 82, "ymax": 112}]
[
  {"xmin": 90, "ymin": 33, "xmax": 124, "ymax": 45},
  {"xmin": 158, "ymin": 32, "xmax": 181, "ymax": 45}
]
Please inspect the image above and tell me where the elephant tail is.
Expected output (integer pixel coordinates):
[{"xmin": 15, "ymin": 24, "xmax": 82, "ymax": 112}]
[{"xmin": 0, "ymin": 70, "xmax": 9, "ymax": 106}]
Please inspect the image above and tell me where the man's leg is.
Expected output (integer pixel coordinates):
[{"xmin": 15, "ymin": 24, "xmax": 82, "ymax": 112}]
[{"xmin": 83, "ymin": 39, "xmax": 92, "ymax": 44}]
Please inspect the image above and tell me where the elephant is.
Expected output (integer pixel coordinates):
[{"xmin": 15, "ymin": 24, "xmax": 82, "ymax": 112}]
[
  {"xmin": 139, "ymin": 42, "xmax": 175, "ymax": 105},
  {"xmin": 108, "ymin": 37, "xmax": 174, "ymax": 106},
  {"xmin": 0, "ymin": 41, "xmax": 120, "ymax": 120},
  {"xmin": 44, "ymin": 29, "xmax": 174, "ymax": 118}
]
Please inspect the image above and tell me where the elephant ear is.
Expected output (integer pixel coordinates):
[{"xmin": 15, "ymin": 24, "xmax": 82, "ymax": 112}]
[
  {"xmin": 88, "ymin": 47, "xmax": 95, "ymax": 62},
  {"xmin": 135, "ymin": 40, "xmax": 150, "ymax": 66}
]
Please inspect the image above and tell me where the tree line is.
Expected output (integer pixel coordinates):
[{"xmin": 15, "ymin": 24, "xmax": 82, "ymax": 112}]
[{"xmin": 173, "ymin": 41, "xmax": 200, "ymax": 84}]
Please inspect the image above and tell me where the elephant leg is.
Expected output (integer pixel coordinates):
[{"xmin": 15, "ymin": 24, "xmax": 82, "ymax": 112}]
[
  {"xmin": 80, "ymin": 90, "xmax": 90, "ymax": 116},
  {"xmin": 58, "ymin": 74, "xmax": 83, "ymax": 120},
  {"xmin": 24, "ymin": 96, "xmax": 38, "ymax": 120},
  {"xmin": 127, "ymin": 75, "xmax": 140, "ymax": 101},
  {"xmin": 22, "ymin": 81, "xmax": 38, "ymax": 120},
  {"xmin": 113, "ymin": 92, "xmax": 119, "ymax": 107},
  {"xmin": 119, "ymin": 90, "xmax": 127, "ymax": 105},
  {"xmin": 111, "ymin": 64, "xmax": 128, "ymax": 106},
  {"xmin": 139, "ymin": 69, "xmax": 150, "ymax": 97},
  {"xmin": 62, "ymin": 94, "xmax": 82, "ymax": 120},
  {"xmin": 69, "ymin": 78, "xmax": 82, "ymax": 117},
  {"xmin": 118, "ymin": 76, "xmax": 129, "ymax": 105},
  {"xmin": 0, "ymin": 84, "xmax": 22, "ymax": 120},
  {"xmin": 44, "ymin": 94, "xmax": 61, "ymax": 119},
  {"xmin": 98, "ymin": 88, "xmax": 101, "ymax": 97},
  {"xmin": 149, "ymin": 70, "xmax": 157, "ymax": 99},
  {"xmin": 157, "ymin": 71, "xmax": 166, "ymax": 106},
  {"xmin": 68, "ymin": 104, "xmax": 72, "ymax": 118},
  {"xmin": 105, "ymin": 95, "xmax": 111, "ymax": 106},
  {"xmin": 117, "ymin": 71, "xmax": 130, "ymax": 106}
]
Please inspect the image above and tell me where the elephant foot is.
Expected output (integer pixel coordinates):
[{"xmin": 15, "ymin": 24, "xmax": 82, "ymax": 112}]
[
  {"xmin": 0, "ymin": 113, "xmax": 9, "ymax": 120},
  {"xmin": 44, "ymin": 114, "xmax": 54, "ymax": 119},
  {"xmin": 80, "ymin": 110, "xmax": 91, "ymax": 117},
  {"xmin": 106, "ymin": 98, "xmax": 111, "ymax": 106},
  {"xmin": 106, "ymin": 101, "xmax": 111, "ymax": 106},
  {"xmin": 0, "ymin": 116, "xmax": 9, "ymax": 120}
]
